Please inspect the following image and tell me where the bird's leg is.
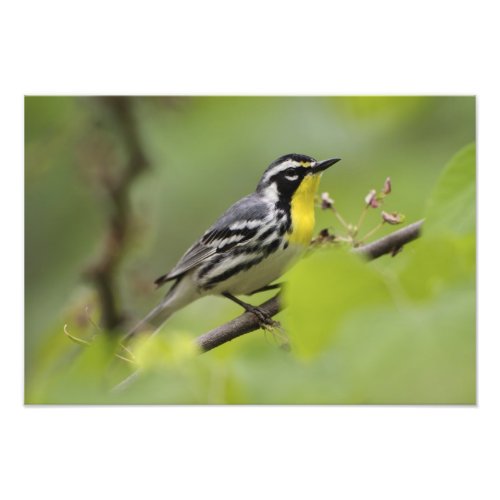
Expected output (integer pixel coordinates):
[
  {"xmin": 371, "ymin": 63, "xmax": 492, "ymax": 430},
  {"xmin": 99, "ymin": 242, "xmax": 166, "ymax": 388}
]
[
  {"xmin": 222, "ymin": 292, "xmax": 280, "ymax": 329},
  {"xmin": 247, "ymin": 282, "xmax": 283, "ymax": 296}
]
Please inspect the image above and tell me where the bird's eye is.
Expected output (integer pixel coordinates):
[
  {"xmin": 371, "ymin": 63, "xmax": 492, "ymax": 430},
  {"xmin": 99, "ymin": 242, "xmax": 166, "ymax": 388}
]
[{"xmin": 284, "ymin": 168, "xmax": 299, "ymax": 181}]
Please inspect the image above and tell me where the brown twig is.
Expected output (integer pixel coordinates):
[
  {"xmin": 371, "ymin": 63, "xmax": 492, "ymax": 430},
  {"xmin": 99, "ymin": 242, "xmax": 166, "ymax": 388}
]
[
  {"xmin": 196, "ymin": 295, "xmax": 282, "ymax": 352},
  {"xmin": 84, "ymin": 97, "xmax": 149, "ymax": 332},
  {"xmin": 352, "ymin": 219, "xmax": 423, "ymax": 260},
  {"xmin": 195, "ymin": 219, "xmax": 424, "ymax": 352}
]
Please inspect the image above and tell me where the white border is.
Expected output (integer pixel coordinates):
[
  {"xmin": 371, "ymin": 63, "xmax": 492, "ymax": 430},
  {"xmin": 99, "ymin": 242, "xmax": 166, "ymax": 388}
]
[{"xmin": 3, "ymin": 1, "xmax": 499, "ymax": 499}]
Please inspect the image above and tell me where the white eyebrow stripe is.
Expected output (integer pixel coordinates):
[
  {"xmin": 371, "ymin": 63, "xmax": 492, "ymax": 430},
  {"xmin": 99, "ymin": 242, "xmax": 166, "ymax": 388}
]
[{"xmin": 260, "ymin": 160, "xmax": 296, "ymax": 185}]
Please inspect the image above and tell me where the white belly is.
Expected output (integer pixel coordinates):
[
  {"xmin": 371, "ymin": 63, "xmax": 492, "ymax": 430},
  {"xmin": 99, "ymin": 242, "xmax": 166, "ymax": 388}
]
[{"xmin": 210, "ymin": 242, "xmax": 306, "ymax": 296}]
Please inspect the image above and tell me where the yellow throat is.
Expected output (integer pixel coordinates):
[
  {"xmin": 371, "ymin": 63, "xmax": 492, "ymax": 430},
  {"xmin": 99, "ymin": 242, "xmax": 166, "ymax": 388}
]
[{"xmin": 288, "ymin": 173, "xmax": 321, "ymax": 246}]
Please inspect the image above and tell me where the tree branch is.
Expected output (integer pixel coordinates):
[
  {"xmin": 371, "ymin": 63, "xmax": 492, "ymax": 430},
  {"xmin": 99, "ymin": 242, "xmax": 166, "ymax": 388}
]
[
  {"xmin": 195, "ymin": 219, "xmax": 424, "ymax": 353},
  {"xmin": 83, "ymin": 97, "xmax": 149, "ymax": 332},
  {"xmin": 196, "ymin": 294, "xmax": 283, "ymax": 352},
  {"xmin": 352, "ymin": 219, "xmax": 423, "ymax": 260}
]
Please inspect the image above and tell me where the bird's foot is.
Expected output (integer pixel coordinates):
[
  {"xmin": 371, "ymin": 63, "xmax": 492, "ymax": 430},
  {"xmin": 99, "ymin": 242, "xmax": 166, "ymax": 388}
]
[
  {"xmin": 246, "ymin": 306, "xmax": 291, "ymax": 351},
  {"xmin": 246, "ymin": 304, "xmax": 280, "ymax": 330},
  {"xmin": 221, "ymin": 292, "xmax": 290, "ymax": 351}
]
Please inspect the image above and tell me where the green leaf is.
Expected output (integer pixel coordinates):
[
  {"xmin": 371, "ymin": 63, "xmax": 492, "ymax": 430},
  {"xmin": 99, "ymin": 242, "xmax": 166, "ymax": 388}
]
[
  {"xmin": 328, "ymin": 286, "xmax": 476, "ymax": 404},
  {"xmin": 283, "ymin": 249, "xmax": 392, "ymax": 359},
  {"xmin": 425, "ymin": 143, "xmax": 476, "ymax": 235},
  {"xmin": 279, "ymin": 143, "xmax": 476, "ymax": 400},
  {"xmin": 397, "ymin": 234, "xmax": 475, "ymax": 300}
]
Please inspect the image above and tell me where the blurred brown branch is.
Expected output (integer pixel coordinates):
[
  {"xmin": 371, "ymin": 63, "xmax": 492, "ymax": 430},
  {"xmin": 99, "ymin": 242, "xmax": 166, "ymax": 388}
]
[
  {"xmin": 84, "ymin": 97, "xmax": 149, "ymax": 332},
  {"xmin": 195, "ymin": 220, "xmax": 424, "ymax": 352}
]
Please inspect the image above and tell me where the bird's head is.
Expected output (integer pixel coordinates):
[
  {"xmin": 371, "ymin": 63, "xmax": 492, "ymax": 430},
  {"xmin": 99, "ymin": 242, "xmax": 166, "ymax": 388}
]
[{"xmin": 257, "ymin": 153, "xmax": 341, "ymax": 203}]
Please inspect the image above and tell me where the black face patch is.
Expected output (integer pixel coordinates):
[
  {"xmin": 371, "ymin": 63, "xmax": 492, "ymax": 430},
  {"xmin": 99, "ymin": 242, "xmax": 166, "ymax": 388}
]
[
  {"xmin": 270, "ymin": 166, "xmax": 308, "ymax": 199},
  {"xmin": 256, "ymin": 154, "xmax": 318, "ymax": 193}
]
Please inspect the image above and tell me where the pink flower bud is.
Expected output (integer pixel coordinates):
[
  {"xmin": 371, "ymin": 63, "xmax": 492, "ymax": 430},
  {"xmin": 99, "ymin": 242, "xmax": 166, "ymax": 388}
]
[
  {"xmin": 321, "ymin": 192, "xmax": 334, "ymax": 209},
  {"xmin": 381, "ymin": 211, "xmax": 405, "ymax": 225},
  {"xmin": 364, "ymin": 189, "xmax": 380, "ymax": 208},
  {"xmin": 383, "ymin": 177, "xmax": 392, "ymax": 195}
]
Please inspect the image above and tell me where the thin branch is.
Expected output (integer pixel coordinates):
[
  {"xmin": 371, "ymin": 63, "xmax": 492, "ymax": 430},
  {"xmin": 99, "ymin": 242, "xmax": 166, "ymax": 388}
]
[
  {"xmin": 84, "ymin": 97, "xmax": 149, "ymax": 332},
  {"xmin": 352, "ymin": 219, "xmax": 423, "ymax": 260},
  {"xmin": 195, "ymin": 219, "xmax": 424, "ymax": 353},
  {"xmin": 196, "ymin": 295, "xmax": 282, "ymax": 352}
]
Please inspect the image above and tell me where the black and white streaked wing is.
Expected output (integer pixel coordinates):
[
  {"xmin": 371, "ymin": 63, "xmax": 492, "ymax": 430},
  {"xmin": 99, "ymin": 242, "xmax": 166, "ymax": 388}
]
[{"xmin": 154, "ymin": 194, "xmax": 271, "ymax": 286}]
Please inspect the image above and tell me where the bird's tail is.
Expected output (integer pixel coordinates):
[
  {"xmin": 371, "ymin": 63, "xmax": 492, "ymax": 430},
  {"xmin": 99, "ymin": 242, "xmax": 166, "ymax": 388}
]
[
  {"xmin": 123, "ymin": 301, "xmax": 175, "ymax": 343},
  {"xmin": 122, "ymin": 277, "xmax": 199, "ymax": 343}
]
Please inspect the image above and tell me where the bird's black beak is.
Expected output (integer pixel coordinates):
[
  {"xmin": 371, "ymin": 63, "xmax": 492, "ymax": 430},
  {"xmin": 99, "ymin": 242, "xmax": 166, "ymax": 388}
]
[{"xmin": 312, "ymin": 157, "xmax": 341, "ymax": 174}]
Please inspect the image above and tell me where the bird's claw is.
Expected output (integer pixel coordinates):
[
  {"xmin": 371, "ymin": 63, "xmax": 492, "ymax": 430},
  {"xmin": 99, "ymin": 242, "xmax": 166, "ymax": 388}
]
[
  {"xmin": 248, "ymin": 306, "xmax": 280, "ymax": 330},
  {"xmin": 248, "ymin": 306, "xmax": 291, "ymax": 351}
]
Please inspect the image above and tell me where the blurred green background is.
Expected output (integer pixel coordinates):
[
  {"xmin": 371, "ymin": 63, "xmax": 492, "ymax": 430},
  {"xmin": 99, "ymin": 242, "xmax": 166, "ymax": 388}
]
[{"xmin": 25, "ymin": 96, "xmax": 475, "ymax": 404}]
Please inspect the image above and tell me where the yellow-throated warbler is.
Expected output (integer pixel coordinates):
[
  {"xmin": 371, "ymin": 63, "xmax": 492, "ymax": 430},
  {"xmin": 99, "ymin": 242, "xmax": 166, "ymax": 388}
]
[{"xmin": 126, "ymin": 153, "xmax": 340, "ymax": 339}]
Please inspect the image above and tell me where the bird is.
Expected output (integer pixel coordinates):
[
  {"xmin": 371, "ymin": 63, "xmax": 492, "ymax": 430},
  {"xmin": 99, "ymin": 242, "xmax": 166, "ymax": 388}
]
[{"xmin": 125, "ymin": 153, "xmax": 340, "ymax": 341}]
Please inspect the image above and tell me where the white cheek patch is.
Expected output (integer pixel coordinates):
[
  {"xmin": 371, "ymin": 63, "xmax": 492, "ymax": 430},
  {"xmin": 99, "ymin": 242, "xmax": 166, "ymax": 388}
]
[
  {"xmin": 285, "ymin": 174, "xmax": 299, "ymax": 181},
  {"xmin": 261, "ymin": 182, "xmax": 279, "ymax": 202}
]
